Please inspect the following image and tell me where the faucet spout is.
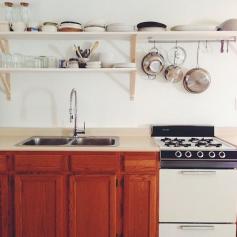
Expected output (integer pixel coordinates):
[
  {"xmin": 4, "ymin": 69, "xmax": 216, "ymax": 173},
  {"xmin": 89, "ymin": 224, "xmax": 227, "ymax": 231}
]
[{"xmin": 69, "ymin": 88, "xmax": 85, "ymax": 137}]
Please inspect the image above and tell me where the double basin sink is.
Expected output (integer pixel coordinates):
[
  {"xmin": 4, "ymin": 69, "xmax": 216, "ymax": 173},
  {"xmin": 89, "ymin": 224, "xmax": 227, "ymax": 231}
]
[{"xmin": 17, "ymin": 136, "xmax": 119, "ymax": 147}]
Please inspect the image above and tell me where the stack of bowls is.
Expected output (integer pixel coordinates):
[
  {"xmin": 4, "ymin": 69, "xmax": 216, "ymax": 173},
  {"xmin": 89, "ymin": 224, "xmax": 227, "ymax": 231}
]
[
  {"xmin": 58, "ymin": 21, "xmax": 83, "ymax": 32},
  {"xmin": 106, "ymin": 23, "xmax": 136, "ymax": 32},
  {"xmin": 137, "ymin": 21, "xmax": 167, "ymax": 31},
  {"xmin": 84, "ymin": 20, "xmax": 106, "ymax": 32}
]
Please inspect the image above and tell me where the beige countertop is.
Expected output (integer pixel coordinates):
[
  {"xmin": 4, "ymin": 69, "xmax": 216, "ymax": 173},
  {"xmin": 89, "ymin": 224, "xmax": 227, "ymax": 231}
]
[
  {"xmin": 0, "ymin": 127, "xmax": 237, "ymax": 152},
  {"xmin": 0, "ymin": 127, "xmax": 159, "ymax": 152}
]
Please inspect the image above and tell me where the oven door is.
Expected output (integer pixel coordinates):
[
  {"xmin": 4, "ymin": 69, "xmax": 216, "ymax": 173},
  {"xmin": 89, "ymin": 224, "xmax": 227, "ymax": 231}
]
[
  {"xmin": 159, "ymin": 224, "xmax": 236, "ymax": 237},
  {"xmin": 159, "ymin": 169, "xmax": 237, "ymax": 223}
]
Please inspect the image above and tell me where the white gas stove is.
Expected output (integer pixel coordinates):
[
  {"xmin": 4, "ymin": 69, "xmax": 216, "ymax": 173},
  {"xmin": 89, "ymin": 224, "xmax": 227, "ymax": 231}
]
[{"xmin": 151, "ymin": 125, "xmax": 237, "ymax": 168}]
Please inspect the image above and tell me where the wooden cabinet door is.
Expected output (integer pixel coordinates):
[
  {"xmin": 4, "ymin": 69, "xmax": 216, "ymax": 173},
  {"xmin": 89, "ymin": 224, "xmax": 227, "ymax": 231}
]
[
  {"xmin": 15, "ymin": 175, "xmax": 66, "ymax": 237},
  {"xmin": 0, "ymin": 175, "xmax": 8, "ymax": 237},
  {"xmin": 124, "ymin": 175, "xmax": 157, "ymax": 237},
  {"xmin": 70, "ymin": 175, "xmax": 117, "ymax": 237}
]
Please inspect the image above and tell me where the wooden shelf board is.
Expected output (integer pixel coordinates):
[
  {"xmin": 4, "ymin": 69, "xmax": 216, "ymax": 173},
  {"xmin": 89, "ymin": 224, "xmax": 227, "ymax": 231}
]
[
  {"xmin": 0, "ymin": 68, "xmax": 136, "ymax": 73},
  {"xmin": 0, "ymin": 31, "xmax": 236, "ymax": 41}
]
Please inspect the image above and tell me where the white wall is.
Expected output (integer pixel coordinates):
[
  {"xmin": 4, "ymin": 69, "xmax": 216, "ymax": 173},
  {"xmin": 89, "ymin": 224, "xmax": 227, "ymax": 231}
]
[{"xmin": 1, "ymin": 0, "xmax": 237, "ymax": 128}]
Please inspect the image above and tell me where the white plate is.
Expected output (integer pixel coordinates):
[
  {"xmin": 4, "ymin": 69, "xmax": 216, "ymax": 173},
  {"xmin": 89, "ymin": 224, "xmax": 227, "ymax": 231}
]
[
  {"xmin": 84, "ymin": 26, "xmax": 106, "ymax": 32},
  {"xmin": 138, "ymin": 27, "xmax": 166, "ymax": 32},
  {"xmin": 113, "ymin": 63, "xmax": 136, "ymax": 68},
  {"xmin": 171, "ymin": 25, "xmax": 217, "ymax": 31}
]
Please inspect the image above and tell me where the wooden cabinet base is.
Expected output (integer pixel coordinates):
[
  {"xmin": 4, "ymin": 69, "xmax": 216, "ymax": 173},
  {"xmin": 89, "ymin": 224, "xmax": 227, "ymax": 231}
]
[{"xmin": 15, "ymin": 175, "xmax": 66, "ymax": 237}]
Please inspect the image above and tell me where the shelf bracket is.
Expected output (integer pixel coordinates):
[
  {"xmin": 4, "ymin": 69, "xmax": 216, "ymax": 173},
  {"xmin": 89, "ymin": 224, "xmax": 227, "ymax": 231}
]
[
  {"xmin": 0, "ymin": 39, "xmax": 11, "ymax": 100},
  {"xmin": 130, "ymin": 34, "xmax": 137, "ymax": 100}
]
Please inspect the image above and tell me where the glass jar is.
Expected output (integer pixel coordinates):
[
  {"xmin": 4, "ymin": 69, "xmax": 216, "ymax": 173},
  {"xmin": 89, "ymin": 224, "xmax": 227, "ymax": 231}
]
[
  {"xmin": 20, "ymin": 2, "xmax": 30, "ymax": 24},
  {"xmin": 3, "ymin": 2, "xmax": 13, "ymax": 23}
]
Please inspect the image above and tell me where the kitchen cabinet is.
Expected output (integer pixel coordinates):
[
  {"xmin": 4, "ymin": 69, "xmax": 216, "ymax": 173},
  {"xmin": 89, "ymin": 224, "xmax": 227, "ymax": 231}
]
[
  {"xmin": 0, "ymin": 154, "xmax": 9, "ymax": 237},
  {"xmin": 0, "ymin": 151, "xmax": 158, "ymax": 237},
  {"xmin": 123, "ymin": 152, "xmax": 158, "ymax": 237},
  {"xmin": 69, "ymin": 175, "xmax": 117, "ymax": 237},
  {"xmin": 14, "ymin": 175, "xmax": 66, "ymax": 237},
  {"xmin": 123, "ymin": 175, "xmax": 157, "ymax": 237},
  {"xmin": 0, "ymin": 175, "xmax": 9, "ymax": 237}
]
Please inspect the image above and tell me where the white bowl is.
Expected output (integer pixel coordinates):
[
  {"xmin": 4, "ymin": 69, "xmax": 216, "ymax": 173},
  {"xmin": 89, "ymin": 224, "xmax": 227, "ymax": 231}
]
[
  {"xmin": 218, "ymin": 19, "xmax": 237, "ymax": 31},
  {"xmin": 138, "ymin": 27, "xmax": 166, "ymax": 32},
  {"xmin": 84, "ymin": 26, "xmax": 105, "ymax": 32}
]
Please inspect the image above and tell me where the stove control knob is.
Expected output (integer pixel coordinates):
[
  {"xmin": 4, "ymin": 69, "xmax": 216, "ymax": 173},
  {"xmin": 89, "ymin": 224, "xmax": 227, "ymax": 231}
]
[
  {"xmin": 209, "ymin": 151, "xmax": 216, "ymax": 158},
  {"xmin": 219, "ymin": 151, "xmax": 226, "ymax": 159},
  {"xmin": 185, "ymin": 151, "xmax": 192, "ymax": 158},
  {"xmin": 197, "ymin": 151, "xmax": 204, "ymax": 158},
  {"xmin": 175, "ymin": 151, "xmax": 182, "ymax": 158}
]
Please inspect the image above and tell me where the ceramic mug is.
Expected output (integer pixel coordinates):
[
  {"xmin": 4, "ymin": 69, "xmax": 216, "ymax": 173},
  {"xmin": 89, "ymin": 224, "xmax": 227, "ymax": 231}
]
[{"xmin": 12, "ymin": 22, "xmax": 26, "ymax": 32}]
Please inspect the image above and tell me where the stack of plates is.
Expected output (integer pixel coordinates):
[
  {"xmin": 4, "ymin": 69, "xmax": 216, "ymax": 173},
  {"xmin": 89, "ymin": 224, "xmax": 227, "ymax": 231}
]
[
  {"xmin": 58, "ymin": 21, "xmax": 83, "ymax": 32},
  {"xmin": 106, "ymin": 23, "xmax": 136, "ymax": 32},
  {"xmin": 171, "ymin": 25, "xmax": 217, "ymax": 31},
  {"xmin": 86, "ymin": 61, "xmax": 102, "ymax": 69},
  {"xmin": 113, "ymin": 62, "xmax": 136, "ymax": 68},
  {"xmin": 137, "ymin": 21, "xmax": 167, "ymax": 32},
  {"xmin": 84, "ymin": 19, "xmax": 106, "ymax": 32}
]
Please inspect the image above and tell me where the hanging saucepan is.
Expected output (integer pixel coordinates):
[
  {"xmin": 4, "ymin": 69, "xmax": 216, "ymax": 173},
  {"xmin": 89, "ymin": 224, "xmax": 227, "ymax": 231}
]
[
  {"xmin": 183, "ymin": 42, "xmax": 211, "ymax": 93},
  {"xmin": 164, "ymin": 42, "xmax": 186, "ymax": 83},
  {"xmin": 142, "ymin": 43, "xmax": 165, "ymax": 80}
]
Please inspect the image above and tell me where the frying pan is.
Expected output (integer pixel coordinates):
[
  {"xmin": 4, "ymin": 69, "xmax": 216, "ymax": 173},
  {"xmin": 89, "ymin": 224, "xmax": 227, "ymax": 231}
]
[{"xmin": 183, "ymin": 42, "xmax": 211, "ymax": 93}]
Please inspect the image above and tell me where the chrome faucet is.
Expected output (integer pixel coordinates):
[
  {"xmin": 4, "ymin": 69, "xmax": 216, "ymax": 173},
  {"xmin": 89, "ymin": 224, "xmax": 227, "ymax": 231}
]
[{"xmin": 69, "ymin": 88, "xmax": 85, "ymax": 137}]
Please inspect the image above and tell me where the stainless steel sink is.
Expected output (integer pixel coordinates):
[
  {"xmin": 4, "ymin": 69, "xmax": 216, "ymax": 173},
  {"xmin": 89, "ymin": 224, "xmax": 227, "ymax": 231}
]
[
  {"xmin": 17, "ymin": 136, "xmax": 74, "ymax": 146},
  {"xmin": 17, "ymin": 136, "xmax": 119, "ymax": 147},
  {"xmin": 70, "ymin": 137, "xmax": 118, "ymax": 146}
]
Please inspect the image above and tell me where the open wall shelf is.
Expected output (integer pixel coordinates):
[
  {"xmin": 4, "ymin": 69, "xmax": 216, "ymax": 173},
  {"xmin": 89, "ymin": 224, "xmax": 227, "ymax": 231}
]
[{"xmin": 0, "ymin": 31, "xmax": 237, "ymax": 101}]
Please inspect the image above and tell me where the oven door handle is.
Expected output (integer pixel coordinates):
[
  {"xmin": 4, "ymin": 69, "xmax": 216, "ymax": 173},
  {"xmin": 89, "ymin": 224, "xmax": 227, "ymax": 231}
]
[
  {"xmin": 179, "ymin": 225, "xmax": 215, "ymax": 231},
  {"xmin": 180, "ymin": 170, "xmax": 217, "ymax": 175}
]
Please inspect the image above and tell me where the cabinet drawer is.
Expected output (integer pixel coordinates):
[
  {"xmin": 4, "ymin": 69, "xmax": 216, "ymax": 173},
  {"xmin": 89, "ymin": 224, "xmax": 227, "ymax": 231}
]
[
  {"xmin": 70, "ymin": 153, "xmax": 120, "ymax": 173},
  {"xmin": 14, "ymin": 154, "xmax": 68, "ymax": 172},
  {"xmin": 124, "ymin": 152, "xmax": 157, "ymax": 173},
  {"xmin": 0, "ymin": 155, "xmax": 8, "ymax": 172}
]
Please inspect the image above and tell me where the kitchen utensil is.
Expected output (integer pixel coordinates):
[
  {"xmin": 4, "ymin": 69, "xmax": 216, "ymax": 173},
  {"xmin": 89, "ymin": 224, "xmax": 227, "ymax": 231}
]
[
  {"xmin": 89, "ymin": 41, "xmax": 99, "ymax": 58},
  {"xmin": 183, "ymin": 42, "xmax": 211, "ymax": 93},
  {"xmin": 137, "ymin": 21, "xmax": 167, "ymax": 32},
  {"xmin": 167, "ymin": 45, "xmax": 186, "ymax": 66},
  {"xmin": 74, "ymin": 45, "xmax": 83, "ymax": 58},
  {"xmin": 164, "ymin": 42, "xmax": 185, "ymax": 83},
  {"xmin": 217, "ymin": 19, "xmax": 237, "ymax": 31},
  {"xmin": 142, "ymin": 43, "xmax": 165, "ymax": 79},
  {"xmin": 171, "ymin": 25, "xmax": 217, "ymax": 31}
]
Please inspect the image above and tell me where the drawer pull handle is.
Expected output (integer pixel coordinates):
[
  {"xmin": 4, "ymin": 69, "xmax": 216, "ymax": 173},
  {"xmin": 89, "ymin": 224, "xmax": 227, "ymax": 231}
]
[
  {"xmin": 179, "ymin": 225, "xmax": 215, "ymax": 231},
  {"xmin": 180, "ymin": 170, "xmax": 216, "ymax": 175}
]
